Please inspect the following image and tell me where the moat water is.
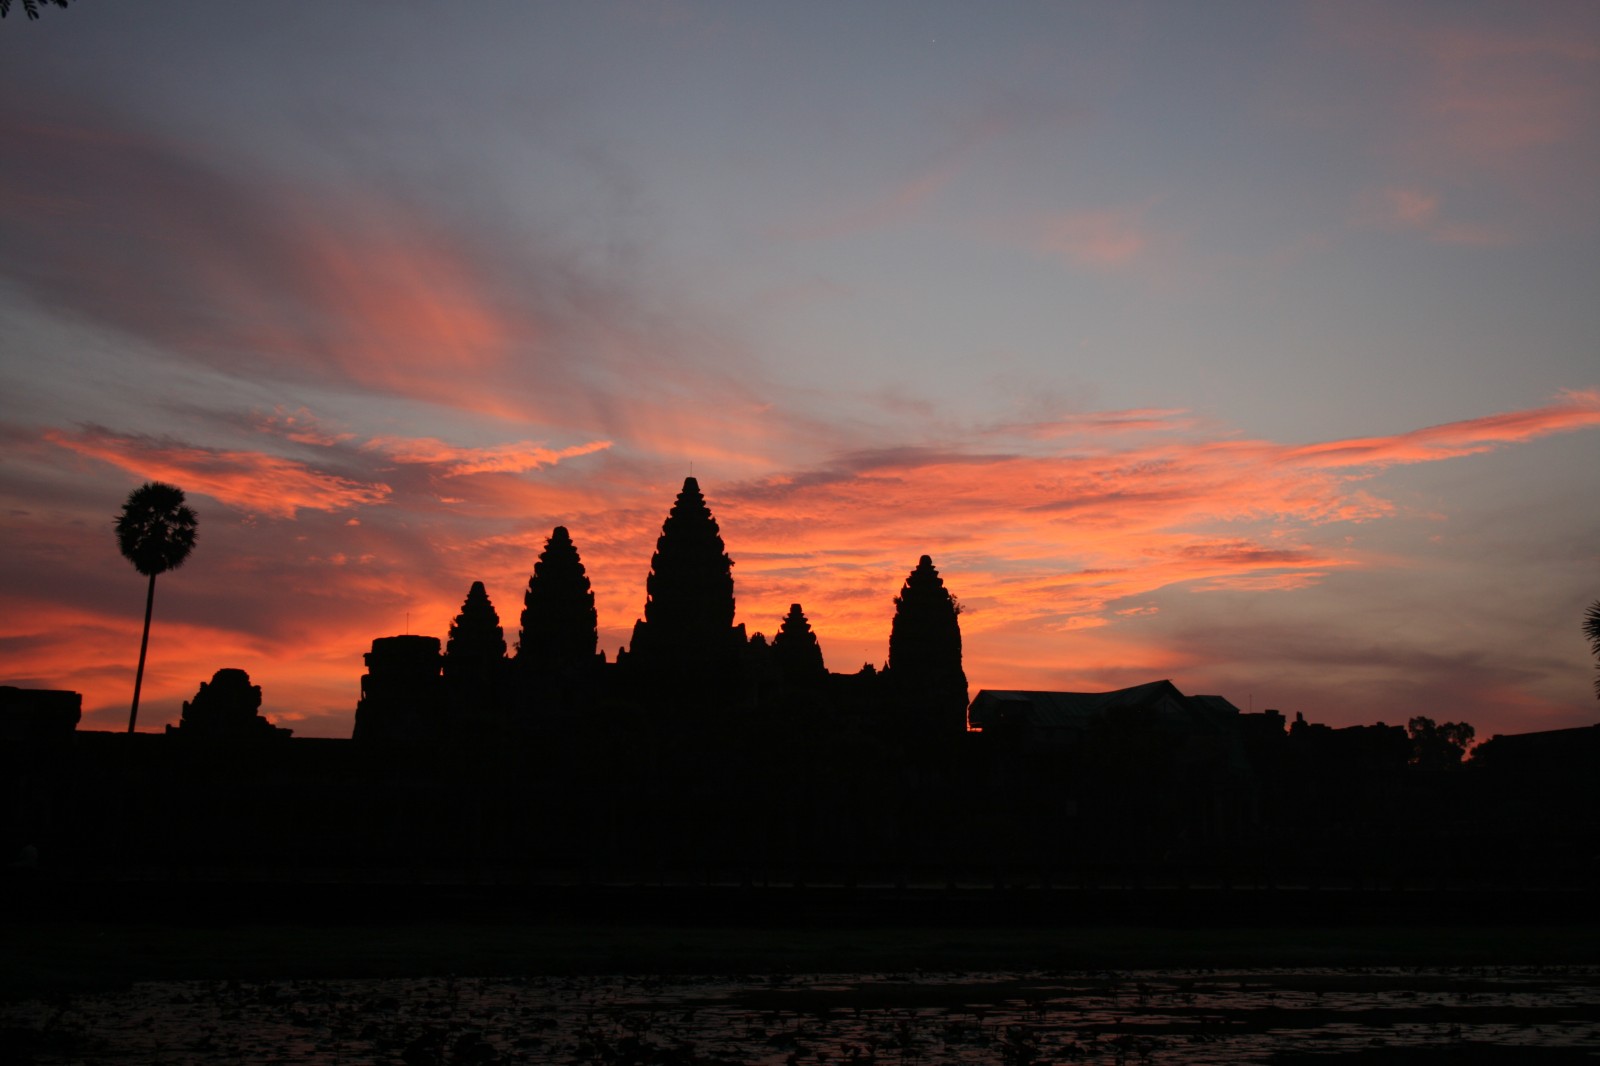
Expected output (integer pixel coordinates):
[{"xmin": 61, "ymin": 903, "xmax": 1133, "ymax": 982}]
[{"xmin": 4, "ymin": 967, "xmax": 1599, "ymax": 1064}]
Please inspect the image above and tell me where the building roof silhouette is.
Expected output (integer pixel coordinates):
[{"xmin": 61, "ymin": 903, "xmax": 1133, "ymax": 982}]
[{"xmin": 969, "ymin": 680, "xmax": 1241, "ymax": 737}]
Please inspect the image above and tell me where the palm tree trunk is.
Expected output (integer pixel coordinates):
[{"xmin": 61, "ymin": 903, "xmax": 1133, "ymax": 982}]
[{"xmin": 128, "ymin": 571, "xmax": 157, "ymax": 733}]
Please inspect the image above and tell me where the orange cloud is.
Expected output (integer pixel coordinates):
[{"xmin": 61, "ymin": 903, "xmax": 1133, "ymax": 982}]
[
  {"xmin": 251, "ymin": 407, "xmax": 358, "ymax": 447},
  {"xmin": 363, "ymin": 437, "xmax": 613, "ymax": 477},
  {"xmin": 131, "ymin": 194, "xmax": 544, "ymax": 422},
  {"xmin": 44, "ymin": 427, "xmax": 390, "ymax": 518},
  {"xmin": 0, "ymin": 100, "xmax": 645, "ymax": 429},
  {"xmin": 1281, "ymin": 389, "xmax": 1600, "ymax": 467},
  {"xmin": 8, "ymin": 393, "xmax": 1597, "ymax": 737},
  {"xmin": 0, "ymin": 98, "xmax": 840, "ymax": 467},
  {"xmin": 0, "ymin": 596, "xmax": 333, "ymax": 733},
  {"xmin": 703, "ymin": 391, "xmax": 1600, "ymax": 695},
  {"xmin": 0, "ymin": 574, "xmax": 478, "ymax": 737}
]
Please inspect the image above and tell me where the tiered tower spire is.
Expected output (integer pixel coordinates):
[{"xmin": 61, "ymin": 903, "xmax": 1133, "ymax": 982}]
[
  {"xmin": 626, "ymin": 476, "xmax": 743, "ymax": 691},
  {"xmin": 772, "ymin": 602, "xmax": 826, "ymax": 687},
  {"xmin": 518, "ymin": 525, "xmax": 598, "ymax": 677},
  {"xmin": 886, "ymin": 555, "xmax": 969, "ymax": 734}
]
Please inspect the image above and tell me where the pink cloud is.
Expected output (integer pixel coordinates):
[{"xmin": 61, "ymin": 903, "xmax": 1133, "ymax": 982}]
[
  {"xmin": 1420, "ymin": 24, "xmax": 1600, "ymax": 168},
  {"xmin": 774, "ymin": 164, "xmax": 958, "ymax": 242},
  {"xmin": 1376, "ymin": 187, "xmax": 1440, "ymax": 228},
  {"xmin": 1317, "ymin": 4, "xmax": 1599, "ymax": 170},
  {"xmin": 1036, "ymin": 206, "xmax": 1152, "ymax": 268},
  {"xmin": 1322, "ymin": 4, "xmax": 1600, "ymax": 239},
  {"xmin": 1359, "ymin": 186, "xmax": 1514, "ymax": 246}
]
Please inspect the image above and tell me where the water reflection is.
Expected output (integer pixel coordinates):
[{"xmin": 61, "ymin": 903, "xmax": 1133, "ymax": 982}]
[{"xmin": 3, "ymin": 967, "xmax": 1598, "ymax": 1064}]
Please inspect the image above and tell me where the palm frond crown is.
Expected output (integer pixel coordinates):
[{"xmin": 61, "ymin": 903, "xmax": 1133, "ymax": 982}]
[
  {"xmin": 116, "ymin": 482, "xmax": 198, "ymax": 577},
  {"xmin": 1585, "ymin": 600, "xmax": 1600, "ymax": 700}
]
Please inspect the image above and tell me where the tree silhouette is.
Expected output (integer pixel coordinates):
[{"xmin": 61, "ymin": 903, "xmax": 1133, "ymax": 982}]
[
  {"xmin": 772, "ymin": 602, "xmax": 826, "ymax": 687},
  {"xmin": 518, "ymin": 526, "xmax": 598, "ymax": 678},
  {"xmin": 886, "ymin": 554, "xmax": 969, "ymax": 735},
  {"xmin": 115, "ymin": 482, "xmax": 198, "ymax": 734},
  {"xmin": 1586, "ymin": 600, "xmax": 1600, "ymax": 700},
  {"xmin": 0, "ymin": 0, "xmax": 71, "ymax": 19},
  {"xmin": 1407, "ymin": 715, "xmax": 1475, "ymax": 770}
]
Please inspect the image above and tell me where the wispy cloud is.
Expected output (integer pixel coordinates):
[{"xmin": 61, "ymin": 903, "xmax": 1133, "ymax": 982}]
[
  {"xmin": 773, "ymin": 164, "xmax": 959, "ymax": 242},
  {"xmin": 0, "ymin": 98, "xmax": 772, "ymax": 447},
  {"xmin": 1323, "ymin": 3, "xmax": 1600, "ymax": 241},
  {"xmin": 1357, "ymin": 186, "xmax": 1511, "ymax": 246},
  {"xmin": 974, "ymin": 198, "xmax": 1176, "ymax": 276},
  {"xmin": 1280, "ymin": 389, "xmax": 1600, "ymax": 465},
  {"xmin": 0, "ymin": 104, "xmax": 529, "ymax": 408},
  {"xmin": 1035, "ymin": 204, "xmax": 1156, "ymax": 268},
  {"xmin": 771, "ymin": 99, "xmax": 1078, "ymax": 242},
  {"xmin": 1418, "ymin": 23, "xmax": 1600, "ymax": 171}
]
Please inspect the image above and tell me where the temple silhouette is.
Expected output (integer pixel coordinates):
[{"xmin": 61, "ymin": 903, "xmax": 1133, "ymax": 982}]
[
  {"xmin": 2, "ymin": 476, "xmax": 1597, "ymax": 899},
  {"xmin": 349, "ymin": 477, "xmax": 977, "ymax": 748}
]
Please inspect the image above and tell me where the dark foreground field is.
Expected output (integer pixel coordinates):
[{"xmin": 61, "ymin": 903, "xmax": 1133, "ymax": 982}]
[
  {"xmin": 4, "ymin": 962, "xmax": 1599, "ymax": 1064},
  {"xmin": 6, "ymin": 919, "xmax": 1600, "ymax": 1000},
  {"xmin": 4, "ymin": 880, "xmax": 1599, "ymax": 995},
  {"xmin": 4, "ymin": 880, "xmax": 1599, "ymax": 1063}
]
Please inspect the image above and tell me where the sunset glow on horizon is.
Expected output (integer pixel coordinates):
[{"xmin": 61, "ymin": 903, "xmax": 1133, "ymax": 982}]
[{"xmin": 2, "ymin": 2, "xmax": 1596, "ymax": 739}]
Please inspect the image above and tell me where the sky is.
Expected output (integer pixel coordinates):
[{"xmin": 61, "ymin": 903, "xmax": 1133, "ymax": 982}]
[{"xmin": 1, "ymin": 1, "xmax": 1596, "ymax": 739}]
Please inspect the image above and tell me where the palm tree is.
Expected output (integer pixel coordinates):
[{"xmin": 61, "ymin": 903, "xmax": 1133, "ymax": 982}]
[
  {"xmin": 1586, "ymin": 600, "xmax": 1600, "ymax": 701},
  {"xmin": 0, "ymin": 0, "xmax": 72, "ymax": 19},
  {"xmin": 116, "ymin": 482, "xmax": 198, "ymax": 733}
]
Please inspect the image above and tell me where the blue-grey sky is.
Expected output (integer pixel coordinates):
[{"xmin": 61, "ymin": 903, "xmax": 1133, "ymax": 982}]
[{"xmin": 2, "ymin": 1, "xmax": 1596, "ymax": 737}]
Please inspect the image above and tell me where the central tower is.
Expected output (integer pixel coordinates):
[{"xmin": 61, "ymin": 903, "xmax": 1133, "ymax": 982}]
[{"xmin": 626, "ymin": 476, "xmax": 745, "ymax": 694}]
